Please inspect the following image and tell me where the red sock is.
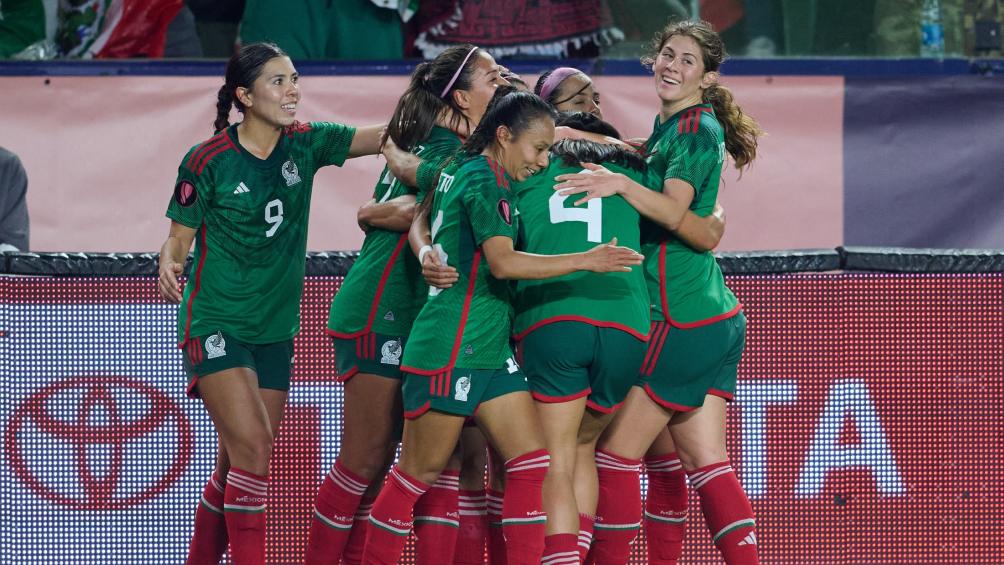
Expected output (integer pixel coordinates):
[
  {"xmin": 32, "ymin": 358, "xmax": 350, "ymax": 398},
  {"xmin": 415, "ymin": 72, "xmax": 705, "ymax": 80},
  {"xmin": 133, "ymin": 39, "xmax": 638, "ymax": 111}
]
[
  {"xmin": 343, "ymin": 496, "xmax": 377, "ymax": 565},
  {"xmin": 186, "ymin": 471, "xmax": 228, "ymax": 564},
  {"xmin": 591, "ymin": 450, "xmax": 641, "ymax": 565},
  {"xmin": 501, "ymin": 449, "xmax": 549, "ymax": 565},
  {"xmin": 644, "ymin": 453, "xmax": 688, "ymax": 565},
  {"xmin": 362, "ymin": 466, "xmax": 430, "ymax": 565},
  {"xmin": 486, "ymin": 488, "xmax": 507, "ymax": 565},
  {"xmin": 414, "ymin": 469, "xmax": 461, "ymax": 565},
  {"xmin": 454, "ymin": 489, "xmax": 488, "ymax": 565},
  {"xmin": 578, "ymin": 513, "xmax": 595, "ymax": 562},
  {"xmin": 223, "ymin": 467, "xmax": 268, "ymax": 565},
  {"xmin": 543, "ymin": 533, "xmax": 580, "ymax": 565},
  {"xmin": 689, "ymin": 461, "xmax": 759, "ymax": 565},
  {"xmin": 305, "ymin": 460, "xmax": 370, "ymax": 564}
]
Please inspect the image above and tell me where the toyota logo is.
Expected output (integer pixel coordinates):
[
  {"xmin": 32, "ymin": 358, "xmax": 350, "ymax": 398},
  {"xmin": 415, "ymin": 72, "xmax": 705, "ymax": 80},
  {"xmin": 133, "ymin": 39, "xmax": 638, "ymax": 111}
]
[{"xmin": 5, "ymin": 375, "xmax": 193, "ymax": 510}]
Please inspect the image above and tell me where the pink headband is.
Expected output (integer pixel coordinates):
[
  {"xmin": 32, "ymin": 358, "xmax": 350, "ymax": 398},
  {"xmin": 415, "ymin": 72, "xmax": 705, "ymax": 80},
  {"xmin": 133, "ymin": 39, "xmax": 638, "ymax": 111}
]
[
  {"xmin": 539, "ymin": 67, "xmax": 583, "ymax": 102},
  {"xmin": 441, "ymin": 46, "xmax": 480, "ymax": 99}
]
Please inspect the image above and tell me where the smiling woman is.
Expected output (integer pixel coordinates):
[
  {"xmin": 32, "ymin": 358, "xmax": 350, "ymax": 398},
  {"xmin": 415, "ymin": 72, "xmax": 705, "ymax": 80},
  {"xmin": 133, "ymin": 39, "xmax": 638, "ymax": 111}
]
[{"xmin": 155, "ymin": 42, "xmax": 384, "ymax": 565}]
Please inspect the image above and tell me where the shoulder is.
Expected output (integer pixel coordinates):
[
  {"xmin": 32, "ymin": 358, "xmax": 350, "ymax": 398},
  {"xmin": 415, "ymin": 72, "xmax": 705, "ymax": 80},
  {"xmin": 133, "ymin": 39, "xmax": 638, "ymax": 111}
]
[
  {"xmin": 181, "ymin": 130, "xmax": 239, "ymax": 177},
  {"xmin": 457, "ymin": 155, "xmax": 509, "ymax": 192},
  {"xmin": 282, "ymin": 121, "xmax": 314, "ymax": 138}
]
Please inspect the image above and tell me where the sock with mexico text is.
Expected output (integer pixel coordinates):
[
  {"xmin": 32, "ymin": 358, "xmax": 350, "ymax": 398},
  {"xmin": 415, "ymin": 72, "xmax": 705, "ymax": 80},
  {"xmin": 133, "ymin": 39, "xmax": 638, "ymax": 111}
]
[
  {"xmin": 224, "ymin": 468, "xmax": 268, "ymax": 565},
  {"xmin": 501, "ymin": 449, "xmax": 549, "ymax": 565},
  {"xmin": 305, "ymin": 460, "xmax": 370, "ymax": 564},
  {"xmin": 486, "ymin": 488, "xmax": 507, "ymax": 565},
  {"xmin": 543, "ymin": 533, "xmax": 580, "ymax": 565},
  {"xmin": 644, "ymin": 453, "xmax": 688, "ymax": 565},
  {"xmin": 578, "ymin": 513, "xmax": 595, "ymax": 562},
  {"xmin": 362, "ymin": 466, "xmax": 430, "ymax": 565},
  {"xmin": 342, "ymin": 495, "xmax": 377, "ymax": 565},
  {"xmin": 186, "ymin": 471, "xmax": 228, "ymax": 565},
  {"xmin": 590, "ymin": 450, "xmax": 642, "ymax": 565},
  {"xmin": 414, "ymin": 469, "xmax": 461, "ymax": 565},
  {"xmin": 454, "ymin": 489, "xmax": 488, "ymax": 565},
  {"xmin": 689, "ymin": 461, "xmax": 759, "ymax": 565}
]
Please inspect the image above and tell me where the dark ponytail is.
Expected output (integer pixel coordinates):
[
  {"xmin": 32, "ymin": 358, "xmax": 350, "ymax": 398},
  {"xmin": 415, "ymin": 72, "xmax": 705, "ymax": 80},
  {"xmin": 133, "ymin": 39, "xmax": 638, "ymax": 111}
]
[
  {"xmin": 384, "ymin": 44, "xmax": 483, "ymax": 151},
  {"xmin": 461, "ymin": 87, "xmax": 557, "ymax": 157},
  {"xmin": 645, "ymin": 20, "xmax": 763, "ymax": 170},
  {"xmin": 214, "ymin": 42, "xmax": 288, "ymax": 133}
]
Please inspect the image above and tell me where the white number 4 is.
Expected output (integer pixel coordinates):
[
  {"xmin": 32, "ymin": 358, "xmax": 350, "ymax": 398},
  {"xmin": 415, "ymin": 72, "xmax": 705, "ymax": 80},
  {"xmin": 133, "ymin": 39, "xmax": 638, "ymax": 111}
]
[
  {"xmin": 548, "ymin": 190, "xmax": 602, "ymax": 243},
  {"xmin": 265, "ymin": 198, "xmax": 284, "ymax": 237}
]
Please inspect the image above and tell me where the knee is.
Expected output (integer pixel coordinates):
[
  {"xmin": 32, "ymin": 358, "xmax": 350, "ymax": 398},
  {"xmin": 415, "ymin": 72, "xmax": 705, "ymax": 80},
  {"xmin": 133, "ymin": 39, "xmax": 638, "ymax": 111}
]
[
  {"xmin": 676, "ymin": 444, "xmax": 727, "ymax": 472},
  {"xmin": 230, "ymin": 431, "xmax": 274, "ymax": 467}
]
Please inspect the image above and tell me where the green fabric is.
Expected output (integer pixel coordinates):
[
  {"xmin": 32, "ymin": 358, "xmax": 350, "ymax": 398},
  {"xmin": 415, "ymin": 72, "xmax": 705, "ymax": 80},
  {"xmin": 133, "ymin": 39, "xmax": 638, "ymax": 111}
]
[
  {"xmin": 166, "ymin": 121, "xmax": 355, "ymax": 344},
  {"xmin": 401, "ymin": 154, "xmax": 519, "ymax": 373},
  {"xmin": 512, "ymin": 160, "xmax": 650, "ymax": 339},
  {"xmin": 641, "ymin": 104, "xmax": 739, "ymax": 325},
  {"xmin": 0, "ymin": 0, "xmax": 45, "ymax": 58},
  {"xmin": 328, "ymin": 126, "xmax": 461, "ymax": 336}
]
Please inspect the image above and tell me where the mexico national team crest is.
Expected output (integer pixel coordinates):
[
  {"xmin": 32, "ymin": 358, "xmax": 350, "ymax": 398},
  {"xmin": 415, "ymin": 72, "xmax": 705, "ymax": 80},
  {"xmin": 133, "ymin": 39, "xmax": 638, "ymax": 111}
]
[
  {"xmin": 454, "ymin": 376, "xmax": 471, "ymax": 402},
  {"xmin": 381, "ymin": 338, "xmax": 402, "ymax": 365},
  {"xmin": 205, "ymin": 332, "xmax": 227, "ymax": 359},
  {"xmin": 282, "ymin": 159, "xmax": 301, "ymax": 186}
]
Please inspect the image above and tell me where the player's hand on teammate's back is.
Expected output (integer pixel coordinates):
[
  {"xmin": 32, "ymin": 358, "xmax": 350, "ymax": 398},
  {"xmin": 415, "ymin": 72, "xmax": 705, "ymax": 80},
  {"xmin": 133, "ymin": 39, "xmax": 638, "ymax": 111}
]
[
  {"xmin": 158, "ymin": 261, "xmax": 185, "ymax": 303},
  {"xmin": 582, "ymin": 237, "xmax": 643, "ymax": 273},
  {"xmin": 422, "ymin": 251, "xmax": 459, "ymax": 289},
  {"xmin": 553, "ymin": 162, "xmax": 628, "ymax": 205}
]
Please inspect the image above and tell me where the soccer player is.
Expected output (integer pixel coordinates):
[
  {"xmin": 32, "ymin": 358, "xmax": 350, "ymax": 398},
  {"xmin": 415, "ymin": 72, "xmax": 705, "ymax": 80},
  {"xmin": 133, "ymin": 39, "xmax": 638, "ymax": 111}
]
[
  {"xmin": 554, "ymin": 20, "xmax": 764, "ymax": 565},
  {"xmin": 535, "ymin": 67, "xmax": 604, "ymax": 119},
  {"xmin": 156, "ymin": 42, "xmax": 383, "ymax": 565},
  {"xmin": 360, "ymin": 89, "xmax": 642, "ymax": 565},
  {"xmin": 513, "ymin": 111, "xmax": 729, "ymax": 565},
  {"xmin": 305, "ymin": 44, "xmax": 509, "ymax": 565}
]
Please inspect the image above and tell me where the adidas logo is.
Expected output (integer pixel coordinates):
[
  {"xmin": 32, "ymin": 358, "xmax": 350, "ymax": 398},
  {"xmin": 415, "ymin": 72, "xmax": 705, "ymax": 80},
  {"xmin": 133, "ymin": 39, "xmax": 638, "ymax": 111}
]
[
  {"xmin": 233, "ymin": 182, "xmax": 250, "ymax": 195},
  {"xmin": 383, "ymin": 310, "xmax": 395, "ymax": 321},
  {"xmin": 738, "ymin": 532, "xmax": 757, "ymax": 546}
]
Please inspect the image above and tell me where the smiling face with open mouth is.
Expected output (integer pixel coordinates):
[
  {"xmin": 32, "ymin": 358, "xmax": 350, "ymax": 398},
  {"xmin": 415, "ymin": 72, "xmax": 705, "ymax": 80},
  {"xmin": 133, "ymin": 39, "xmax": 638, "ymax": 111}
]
[
  {"xmin": 242, "ymin": 56, "xmax": 301, "ymax": 129},
  {"xmin": 653, "ymin": 34, "xmax": 715, "ymax": 117},
  {"xmin": 496, "ymin": 115, "xmax": 555, "ymax": 182}
]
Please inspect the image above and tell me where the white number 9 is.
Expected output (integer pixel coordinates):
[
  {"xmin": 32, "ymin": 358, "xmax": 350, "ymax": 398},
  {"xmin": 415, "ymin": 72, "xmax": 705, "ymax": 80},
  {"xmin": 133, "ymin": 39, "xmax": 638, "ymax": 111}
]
[{"xmin": 265, "ymin": 199, "xmax": 284, "ymax": 237}]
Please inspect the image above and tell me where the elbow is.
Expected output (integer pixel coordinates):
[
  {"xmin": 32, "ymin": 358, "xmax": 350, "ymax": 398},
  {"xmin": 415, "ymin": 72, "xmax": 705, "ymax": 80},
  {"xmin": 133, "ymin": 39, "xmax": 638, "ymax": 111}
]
[{"xmin": 488, "ymin": 262, "xmax": 514, "ymax": 280}]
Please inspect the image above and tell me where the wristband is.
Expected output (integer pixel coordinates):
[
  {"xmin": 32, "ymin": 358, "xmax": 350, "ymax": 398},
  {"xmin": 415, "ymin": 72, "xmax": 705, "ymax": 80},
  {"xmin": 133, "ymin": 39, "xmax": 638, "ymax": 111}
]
[{"xmin": 418, "ymin": 244, "xmax": 433, "ymax": 265}]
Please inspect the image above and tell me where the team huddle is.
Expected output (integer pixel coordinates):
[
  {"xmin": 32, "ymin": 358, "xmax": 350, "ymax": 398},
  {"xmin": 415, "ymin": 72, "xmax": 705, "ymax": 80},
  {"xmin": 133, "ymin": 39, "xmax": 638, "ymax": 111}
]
[{"xmin": 157, "ymin": 18, "xmax": 762, "ymax": 565}]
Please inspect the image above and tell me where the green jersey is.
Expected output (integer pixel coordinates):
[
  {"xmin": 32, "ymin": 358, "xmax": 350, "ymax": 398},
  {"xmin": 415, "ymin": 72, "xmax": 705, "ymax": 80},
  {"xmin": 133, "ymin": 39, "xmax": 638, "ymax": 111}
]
[
  {"xmin": 642, "ymin": 104, "xmax": 740, "ymax": 327},
  {"xmin": 512, "ymin": 160, "xmax": 650, "ymax": 340},
  {"xmin": 166, "ymin": 121, "xmax": 355, "ymax": 344},
  {"xmin": 402, "ymin": 154, "xmax": 519, "ymax": 374},
  {"xmin": 327, "ymin": 126, "xmax": 462, "ymax": 337}
]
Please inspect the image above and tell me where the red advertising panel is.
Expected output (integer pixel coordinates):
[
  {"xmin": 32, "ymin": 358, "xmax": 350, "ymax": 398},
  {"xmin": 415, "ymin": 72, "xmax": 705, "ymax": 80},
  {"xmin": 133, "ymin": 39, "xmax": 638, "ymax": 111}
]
[{"xmin": 2, "ymin": 273, "xmax": 1001, "ymax": 563}]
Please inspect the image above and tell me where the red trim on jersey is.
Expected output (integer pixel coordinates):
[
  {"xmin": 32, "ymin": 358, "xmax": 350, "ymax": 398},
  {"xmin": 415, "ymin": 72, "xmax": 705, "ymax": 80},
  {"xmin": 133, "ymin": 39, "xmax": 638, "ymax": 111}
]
[
  {"xmin": 513, "ymin": 316, "xmax": 649, "ymax": 342},
  {"xmin": 677, "ymin": 107, "xmax": 711, "ymax": 134},
  {"xmin": 189, "ymin": 136, "xmax": 229, "ymax": 174},
  {"xmin": 485, "ymin": 157, "xmax": 509, "ymax": 190},
  {"xmin": 531, "ymin": 389, "xmax": 591, "ymax": 404},
  {"xmin": 182, "ymin": 225, "xmax": 208, "ymax": 343},
  {"xmin": 327, "ymin": 235, "xmax": 409, "ymax": 339},
  {"xmin": 186, "ymin": 133, "xmax": 226, "ymax": 171},
  {"xmin": 667, "ymin": 303, "xmax": 742, "ymax": 329},
  {"xmin": 283, "ymin": 121, "xmax": 312, "ymax": 138},
  {"xmin": 656, "ymin": 240, "xmax": 741, "ymax": 329},
  {"xmin": 709, "ymin": 388, "xmax": 734, "ymax": 401},
  {"xmin": 404, "ymin": 401, "xmax": 431, "ymax": 419},
  {"xmin": 336, "ymin": 366, "xmax": 360, "ymax": 383},
  {"xmin": 642, "ymin": 384, "xmax": 697, "ymax": 412},
  {"xmin": 586, "ymin": 398, "xmax": 624, "ymax": 414},
  {"xmin": 400, "ymin": 249, "xmax": 482, "ymax": 376},
  {"xmin": 641, "ymin": 322, "xmax": 670, "ymax": 376},
  {"xmin": 196, "ymin": 136, "xmax": 236, "ymax": 175}
]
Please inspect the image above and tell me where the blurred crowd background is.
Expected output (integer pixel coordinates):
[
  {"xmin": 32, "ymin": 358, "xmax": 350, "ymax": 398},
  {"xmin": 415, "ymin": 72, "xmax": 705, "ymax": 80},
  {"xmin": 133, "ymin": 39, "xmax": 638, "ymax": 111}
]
[{"xmin": 1, "ymin": 0, "xmax": 1002, "ymax": 61}]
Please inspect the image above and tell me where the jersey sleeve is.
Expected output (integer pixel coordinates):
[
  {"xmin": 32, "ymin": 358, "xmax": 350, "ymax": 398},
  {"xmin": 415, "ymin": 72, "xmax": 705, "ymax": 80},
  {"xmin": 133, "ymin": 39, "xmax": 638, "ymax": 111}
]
[
  {"xmin": 165, "ymin": 147, "xmax": 211, "ymax": 229},
  {"xmin": 309, "ymin": 121, "xmax": 357, "ymax": 167},
  {"xmin": 462, "ymin": 171, "xmax": 517, "ymax": 246},
  {"xmin": 415, "ymin": 138, "xmax": 461, "ymax": 195},
  {"xmin": 662, "ymin": 126, "xmax": 722, "ymax": 200}
]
